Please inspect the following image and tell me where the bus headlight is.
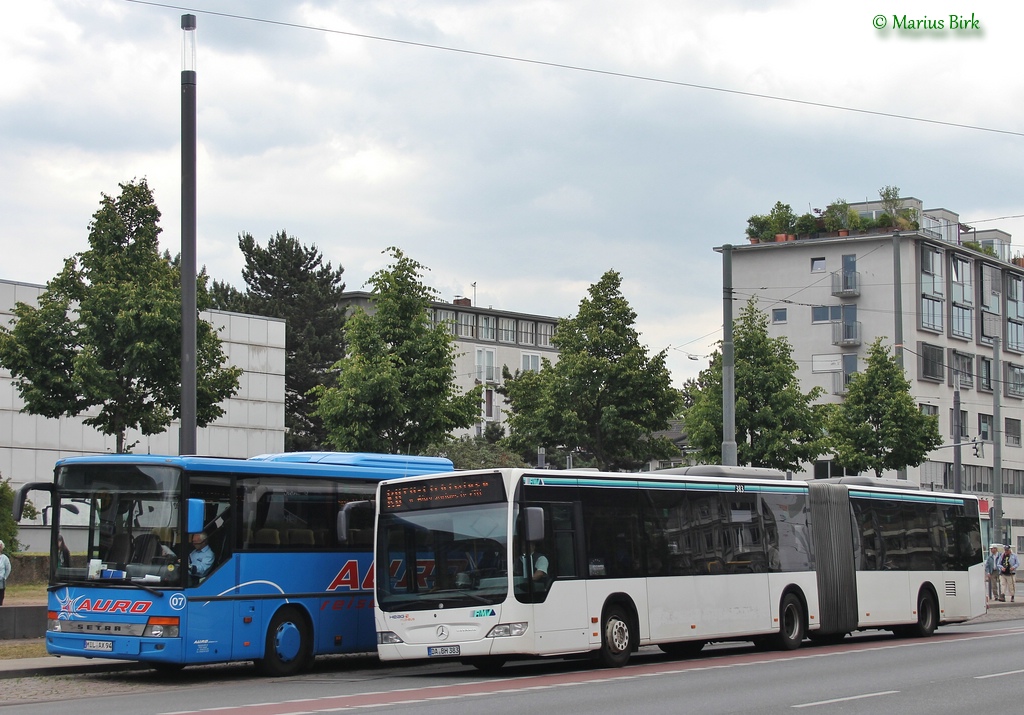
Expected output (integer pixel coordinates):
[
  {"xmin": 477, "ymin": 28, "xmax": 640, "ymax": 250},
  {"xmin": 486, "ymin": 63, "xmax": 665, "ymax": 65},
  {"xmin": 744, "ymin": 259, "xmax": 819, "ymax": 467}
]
[
  {"xmin": 486, "ymin": 622, "xmax": 528, "ymax": 638},
  {"xmin": 377, "ymin": 631, "xmax": 404, "ymax": 645},
  {"xmin": 144, "ymin": 617, "xmax": 180, "ymax": 638}
]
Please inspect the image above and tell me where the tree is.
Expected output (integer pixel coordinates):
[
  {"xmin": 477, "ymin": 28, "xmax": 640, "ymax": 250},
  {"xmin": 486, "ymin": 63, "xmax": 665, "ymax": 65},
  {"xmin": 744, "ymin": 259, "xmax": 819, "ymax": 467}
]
[
  {"xmin": 684, "ymin": 298, "xmax": 828, "ymax": 470},
  {"xmin": 213, "ymin": 231, "xmax": 347, "ymax": 451},
  {"xmin": 311, "ymin": 247, "xmax": 480, "ymax": 453},
  {"xmin": 0, "ymin": 179, "xmax": 241, "ymax": 452},
  {"xmin": 424, "ymin": 435, "xmax": 529, "ymax": 470},
  {"xmin": 501, "ymin": 270, "xmax": 681, "ymax": 471},
  {"xmin": 827, "ymin": 338, "xmax": 942, "ymax": 477},
  {"xmin": 0, "ymin": 477, "xmax": 24, "ymax": 553}
]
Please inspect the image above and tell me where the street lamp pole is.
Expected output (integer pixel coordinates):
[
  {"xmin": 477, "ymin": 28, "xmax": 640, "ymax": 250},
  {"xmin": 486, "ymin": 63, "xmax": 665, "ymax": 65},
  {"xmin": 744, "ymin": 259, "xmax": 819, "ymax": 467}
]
[{"xmin": 180, "ymin": 14, "xmax": 198, "ymax": 455}]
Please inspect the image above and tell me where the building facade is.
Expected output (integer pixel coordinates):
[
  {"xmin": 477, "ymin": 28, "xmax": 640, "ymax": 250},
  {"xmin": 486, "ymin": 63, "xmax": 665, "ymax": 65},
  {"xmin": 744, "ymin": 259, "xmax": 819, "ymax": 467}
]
[
  {"xmin": 2, "ymin": 279, "xmax": 286, "ymax": 547},
  {"xmin": 729, "ymin": 199, "xmax": 1024, "ymax": 548},
  {"xmin": 340, "ymin": 292, "xmax": 560, "ymax": 439}
]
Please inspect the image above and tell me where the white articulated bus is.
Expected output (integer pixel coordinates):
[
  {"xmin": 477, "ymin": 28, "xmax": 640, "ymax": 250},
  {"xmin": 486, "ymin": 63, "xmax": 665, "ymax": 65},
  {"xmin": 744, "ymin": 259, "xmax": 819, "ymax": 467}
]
[{"xmin": 373, "ymin": 466, "xmax": 985, "ymax": 670}]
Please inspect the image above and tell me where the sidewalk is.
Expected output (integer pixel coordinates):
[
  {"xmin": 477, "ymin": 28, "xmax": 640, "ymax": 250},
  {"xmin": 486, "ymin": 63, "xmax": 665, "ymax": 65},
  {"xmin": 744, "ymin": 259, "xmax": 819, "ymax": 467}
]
[{"xmin": 2, "ymin": 599, "xmax": 1021, "ymax": 680}]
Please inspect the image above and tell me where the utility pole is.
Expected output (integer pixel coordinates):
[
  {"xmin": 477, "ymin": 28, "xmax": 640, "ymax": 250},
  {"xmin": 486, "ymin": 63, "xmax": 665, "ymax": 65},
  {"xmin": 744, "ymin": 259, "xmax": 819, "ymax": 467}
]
[
  {"xmin": 993, "ymin": 336, "xmax": 1004, "ymax": 543},
  {"xmin": 179, "ymin": 14, "xmax": 198, "ymax": 455},
  {"xmin": 721, "ymin": 245, "xmax": 737, "ymax": 466},
  {"xmin": 953, "ymin": 374, "xmax": 962, "ymax": 493}
]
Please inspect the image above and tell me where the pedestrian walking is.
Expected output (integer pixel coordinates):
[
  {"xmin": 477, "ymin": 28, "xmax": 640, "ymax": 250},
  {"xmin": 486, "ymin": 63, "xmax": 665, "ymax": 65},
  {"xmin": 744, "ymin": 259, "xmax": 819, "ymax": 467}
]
[
  {"xmin": 986, "ymin": 544, "xmax": 1002, "ymax": 601},
  {"xmin": 0, "ymin": 540, "xmax": 11, "ymax": 606},
  {"xmin": 998, "ymin": 545, "xmax": 1019, "ymax": 602}
]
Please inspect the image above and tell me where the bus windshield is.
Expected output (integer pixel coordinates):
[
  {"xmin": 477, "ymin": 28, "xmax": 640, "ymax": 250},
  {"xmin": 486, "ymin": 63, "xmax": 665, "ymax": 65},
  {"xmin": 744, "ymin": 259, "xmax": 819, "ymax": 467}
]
[
  {"xmin": 55, "ymin": 462, "xmax": 185, "ymax": 587},
  {"xmin": 376, "ymin": 502, "xmax": 510, "ymax": 611}
]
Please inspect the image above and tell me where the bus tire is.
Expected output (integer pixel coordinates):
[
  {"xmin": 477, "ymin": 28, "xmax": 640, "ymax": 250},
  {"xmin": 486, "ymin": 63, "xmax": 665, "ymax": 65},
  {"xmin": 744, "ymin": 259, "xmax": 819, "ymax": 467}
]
[
  {"xmin": 256, "ymin": 607, "xmax": 311, "ymax": 677},
  {"xmin": 598, "ymin": 605, "xmax": 633, "ymax": 668},
  {"xmin": 462, "ymin": 656, "xmax": 507, "ymax": 673},
  {"xmin": 658, "ymin": 640, "xmax": 704, "ymax": 659},
  {"xmin": 906, "ymin": 590, "xmax": 938, "ymax": 638},
  {"xmin": 773, "ymin": 593, "xmax": 805, "ymax": 651},
  {"xmin": 151, "ymin": 662, "xmax": 186, "ymax": 675}
]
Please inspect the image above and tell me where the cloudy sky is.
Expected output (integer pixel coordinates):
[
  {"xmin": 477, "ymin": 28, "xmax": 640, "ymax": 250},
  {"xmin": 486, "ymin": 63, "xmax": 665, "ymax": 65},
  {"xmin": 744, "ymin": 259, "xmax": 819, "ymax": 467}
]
[{"xmin": 4, "ymin": 1, "xmax": 1023, "ymax": 386}]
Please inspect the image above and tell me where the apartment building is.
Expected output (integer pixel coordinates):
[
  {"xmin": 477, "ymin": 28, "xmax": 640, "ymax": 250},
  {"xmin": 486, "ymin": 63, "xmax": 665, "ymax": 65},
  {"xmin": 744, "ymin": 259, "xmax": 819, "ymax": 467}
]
[
  {"xmin": 728, "ymin": 198, "xmax": 1024, "ymax": 548},
  {"xmin": 340, "ymin": 292, "xmax": 560, "ymax": 438}
]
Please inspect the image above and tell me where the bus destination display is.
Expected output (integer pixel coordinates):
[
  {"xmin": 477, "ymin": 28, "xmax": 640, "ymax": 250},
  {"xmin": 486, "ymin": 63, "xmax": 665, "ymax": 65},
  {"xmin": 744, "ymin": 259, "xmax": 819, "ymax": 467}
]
[{"xmin": 382, "ymin": 473, "xmax": 506, "ymax": 512}]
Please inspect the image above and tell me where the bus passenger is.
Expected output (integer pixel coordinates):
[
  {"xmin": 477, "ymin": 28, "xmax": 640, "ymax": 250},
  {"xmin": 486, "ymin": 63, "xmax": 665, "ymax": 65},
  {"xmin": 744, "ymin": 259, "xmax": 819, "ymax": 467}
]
[{"xmin": 189, "ymin": 532, "xmax": 214, "ymax": 578}]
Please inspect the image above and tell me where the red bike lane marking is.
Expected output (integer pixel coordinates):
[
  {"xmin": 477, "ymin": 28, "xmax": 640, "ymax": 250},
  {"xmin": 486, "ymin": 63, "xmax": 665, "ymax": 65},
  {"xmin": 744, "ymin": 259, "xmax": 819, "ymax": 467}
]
[{"xmin": 162, "ymin": 627, "xmax": 1024, "ymax": 715}]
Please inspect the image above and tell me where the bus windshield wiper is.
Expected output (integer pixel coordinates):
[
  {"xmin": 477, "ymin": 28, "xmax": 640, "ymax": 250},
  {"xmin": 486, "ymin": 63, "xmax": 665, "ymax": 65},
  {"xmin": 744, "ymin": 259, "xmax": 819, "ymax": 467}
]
[{"xmin": 48, "ymin": 578, "xmax": 164, "ymax": 597}]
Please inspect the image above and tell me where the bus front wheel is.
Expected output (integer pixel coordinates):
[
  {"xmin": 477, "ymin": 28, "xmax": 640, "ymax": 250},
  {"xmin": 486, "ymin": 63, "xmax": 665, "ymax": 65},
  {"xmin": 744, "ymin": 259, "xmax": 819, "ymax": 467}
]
[
  {"xmin": 598, "ymin": 605, "xmax": 633, "ymax": 668},
  {"xmin": 903, "ymin": 591, "xmax": 938, "ymax": 638},
  {"xmin": 257, "ymin": 608, "xmax": 311, "ymax": 677},
  {"xmin": 773, "ymin": 593, "xmax": 805, "ymax": 651}
]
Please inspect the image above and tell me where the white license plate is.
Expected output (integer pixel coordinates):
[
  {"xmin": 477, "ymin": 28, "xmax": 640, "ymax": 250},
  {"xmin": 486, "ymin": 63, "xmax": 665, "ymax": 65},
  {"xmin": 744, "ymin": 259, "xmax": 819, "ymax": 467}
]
[
  {"xmin": 84, "ymin": 640, "xmax": 113, "ymax": 652},
  {"xmin": 427, "ymin": 645, "xmax": 460, "ymax": 657}
]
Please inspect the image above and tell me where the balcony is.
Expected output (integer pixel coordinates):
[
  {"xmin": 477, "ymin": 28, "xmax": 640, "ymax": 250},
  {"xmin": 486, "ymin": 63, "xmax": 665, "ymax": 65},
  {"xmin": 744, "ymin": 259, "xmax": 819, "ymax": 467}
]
[
  {"xmin": 832, "ymin": 321, "xmax": 861, "ymax": 347},
  {"xmin": 831, "ymin": 270, "xmax": 860, "ymax": 298}
]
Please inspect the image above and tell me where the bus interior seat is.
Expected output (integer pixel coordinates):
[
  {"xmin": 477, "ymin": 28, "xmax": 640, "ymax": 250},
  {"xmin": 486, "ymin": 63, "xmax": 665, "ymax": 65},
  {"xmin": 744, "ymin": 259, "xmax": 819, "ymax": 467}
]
[
  {"xmin": 254, "ymin": 528, "xmax": 280, "ymax": 546},
  {"xmin": 107, "ymin": 533, "xmax": 132, "ymax": 564},
  {"xmin": 130, "ymin": 533, "xmax": 160, "ymax": 564},
  {"xmin": 288, "ymin": 529, "xmax": 315, "ymax": 546}
]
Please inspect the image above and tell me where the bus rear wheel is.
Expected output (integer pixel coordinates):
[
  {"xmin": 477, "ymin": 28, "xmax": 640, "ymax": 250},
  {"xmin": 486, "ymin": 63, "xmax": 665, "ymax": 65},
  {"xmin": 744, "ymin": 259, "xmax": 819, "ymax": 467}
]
[
  {"xmin": 773, "ymin": 593, "xmax": 805, "ymax": 651},
  {"xmin": 598, "ymin": 605, "xmax": 633, "ymax": 668},
  {"xmin": 256, "ymin": 608, "xmax": 311, "ymax": 677}
]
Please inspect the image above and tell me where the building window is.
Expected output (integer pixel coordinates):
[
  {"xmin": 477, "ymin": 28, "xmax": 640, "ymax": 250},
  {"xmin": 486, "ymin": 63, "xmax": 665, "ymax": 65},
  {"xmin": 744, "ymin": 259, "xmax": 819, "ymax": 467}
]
[
  {"xmin": 498, "ymin": 317, "xmax": 516, "ymax": 343},
  {"xmin": 950, "ymin": 408, "xmax": 969, "ymax": 439},
  {"xmin": 434, "ymin": 309, "xmax": 456, "ymax": 335},
  {"xmin": 478, "ymin": 315, "xmax": 496, "ymax": 341},
  {"xmin": 537, "ymin": 322, "xmax": 555, "ymax": 348},
  {"xmin": 921, "ymin": 296, "xmax": 943, "ymax": 332},
  {"xmin": 483, "ymin": 388, "xmax": 495, "ymax": 419},
  {"xmin": 1006, "ymin": 418, "xmax": 1022, "ymax": 447},
  {"xmin": 920, "ymin": 342, "xmax": 944, "ymax": 381},
  {"xmin": 1007, "ymin": 363, "xmax": 1024, "ymax": 398},
  {"xmin": 476, "ymin": 348, "xmax": 496, "ymax": 382},
  {"xmin": 457, "ymin": 312, "xmax": 476, "ymax": 339},
  {"xmin": 1009, "ymin": 276, "xmax": 1024, "ymax": 351},
  {"xmin": 842, "ymin": 353, "xmax": 857, "ymax": 388},
  {"xmin": 772, "ymin": 308, "xmax": 787, "ymax": 324},
  {"xmin": 811, "ymin": 257, "xmax": 826, "ymax": 273},
  {"xmin": 920, "ymin": 403, "xmax": 938, "ymax": 417},
  {"xmin": 522, "ymin": 353, "xmax": 540, "ymax": 373},
  {"xmin": 979, "ymin": 413, "xmax": 994, "ymax": 442},
  {"xmin": 978, "ymin": 356, "xmax": 993, "ymax": 391},
  {"xmin": 949, "ymin": 350, "xmax": 974, "ymax": 388},
  {"xmin": 950, "ymin": 255, "xmax": 973, "ymax": 339},
  {"xmin": 518, "ymin": 321, "xmax": 535, "ymax": 345},
  {"xmin": 921, "ymin": 246, "xmax": 944, "ymax": 332}
]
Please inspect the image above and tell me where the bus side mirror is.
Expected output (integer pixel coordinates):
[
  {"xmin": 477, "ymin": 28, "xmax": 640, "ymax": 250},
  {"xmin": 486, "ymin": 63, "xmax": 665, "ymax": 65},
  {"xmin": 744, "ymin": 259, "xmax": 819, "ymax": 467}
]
[
  {"xmin": 525, "ymin": 507, "xmax": 545, "ymax": 542},
  {"xmin": 187, "ymin": 498, "xmax": 205, "ymax": 534},
  {"xmin": 13, "ymin": 482, "xmax": 53, "ymax": 521},
  {"xmin": 338, "ymin": 500, "xmax": 373, "ymax": 544}
]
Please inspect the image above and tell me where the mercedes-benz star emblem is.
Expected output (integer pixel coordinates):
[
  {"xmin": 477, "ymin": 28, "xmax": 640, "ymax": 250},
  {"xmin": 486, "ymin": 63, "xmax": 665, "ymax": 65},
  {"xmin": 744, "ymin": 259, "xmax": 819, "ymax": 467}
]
[{"xmin": 436, "ymin": 625, "xmax": 449, "ymax": 641}]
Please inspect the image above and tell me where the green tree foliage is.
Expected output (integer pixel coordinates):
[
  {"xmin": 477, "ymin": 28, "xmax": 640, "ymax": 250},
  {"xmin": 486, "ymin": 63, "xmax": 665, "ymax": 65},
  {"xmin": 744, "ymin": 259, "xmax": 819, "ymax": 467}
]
[
  {"xmin": 0, "ymin": 477, "xmax": 24, "ymax": 553},
  {"xmin": 0, "ymin": 179, "xmax": 241, "ymax": 453},
  {"xmin": 827, "ymin": 338, "xmax": 942, "ymax": 477},
  {"xmin": 501, "ymin": 270, "xmax": 681, "ymax": 471},
  {"xmin": 213, "ymin": 231, "xmax": 347, "ymax": 451},
  {"xmin": 424, "ymin": 435, "xmax": 529, "ymax": 470},
  {"xmin": 311, "ymin": 248, "xmax": 480, "ymax": 453},
  {"xmin": 685, "ymin": 299, "xmax": 828, "ymax": 470}
]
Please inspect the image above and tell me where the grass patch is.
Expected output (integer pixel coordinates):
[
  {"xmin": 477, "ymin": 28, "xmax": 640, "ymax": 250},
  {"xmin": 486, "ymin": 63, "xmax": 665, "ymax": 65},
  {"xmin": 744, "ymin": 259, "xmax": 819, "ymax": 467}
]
[
  {"xmin": 5, "ymin": 581, "xmax": 48, "ymax": 604},
  {"xmin": 0, "ymin": 639, "xmax": 48, "ymax": 660}
]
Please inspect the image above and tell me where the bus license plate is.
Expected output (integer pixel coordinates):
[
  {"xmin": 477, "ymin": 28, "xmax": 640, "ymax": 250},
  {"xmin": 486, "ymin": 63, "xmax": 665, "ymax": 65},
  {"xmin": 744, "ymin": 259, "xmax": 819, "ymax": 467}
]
[
  {"xmin": 427, "ymin": 645, "xmax": 460, "ymax": 657},
  {"xmin": 85, "ymin": 640, "xmax": 113, "ymax": 652}
]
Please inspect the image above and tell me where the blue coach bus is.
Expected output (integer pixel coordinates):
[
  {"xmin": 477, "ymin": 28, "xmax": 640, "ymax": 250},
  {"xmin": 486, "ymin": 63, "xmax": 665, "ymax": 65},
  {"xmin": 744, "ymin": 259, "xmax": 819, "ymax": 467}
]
[{"xmin": 13, "ymin": 452, "xmax": 452, "ymax": 675}]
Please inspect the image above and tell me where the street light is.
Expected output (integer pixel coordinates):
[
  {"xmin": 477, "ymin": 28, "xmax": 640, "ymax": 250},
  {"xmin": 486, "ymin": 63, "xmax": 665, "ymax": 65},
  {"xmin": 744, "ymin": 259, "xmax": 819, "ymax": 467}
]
[{"xmin": 180, "ymin": 14, "xmax": 197, "ymax": 455}]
